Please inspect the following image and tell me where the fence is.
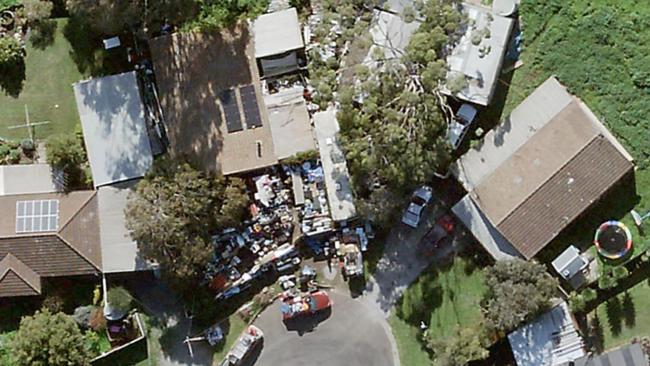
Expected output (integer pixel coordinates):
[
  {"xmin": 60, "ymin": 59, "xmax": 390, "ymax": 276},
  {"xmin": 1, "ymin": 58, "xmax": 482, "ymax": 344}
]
[{"xmin": 91, "ymin": 312, "xmax": 148, "ymax": 366}]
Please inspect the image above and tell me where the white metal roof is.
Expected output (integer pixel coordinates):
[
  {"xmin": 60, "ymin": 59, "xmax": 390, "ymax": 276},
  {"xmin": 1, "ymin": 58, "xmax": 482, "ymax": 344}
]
[
  {"xmin": 313, "ymin": 108, "xmax": 357, "ymax": 222},
  {"xmin": 0, "ymin": 164, "xmax": 61, "ymax": 196},
  {"xmin": 442, "ymin": 3, "xmax": 514, "ymax": 106},
  {"xmin": 97, "ymin": 182, "xmax": 152, "ymax": 273},
  {"xmin": 452, "ymin": 194, "xmax": 520, "ymax": 261},
  {"xmin": 74, "ymin": 71, "xmax": 153, "ymax": 188},
  {"xmin": 253, "ymin": 8, "xmax": 304, "ymax": 58},
  {"xmin": 363, "ymin": 9, "xmax": 421, "ymax": 67},
  {"xmin": 508, "ymin": 302, "xmax": 586, "ymax": 366}
]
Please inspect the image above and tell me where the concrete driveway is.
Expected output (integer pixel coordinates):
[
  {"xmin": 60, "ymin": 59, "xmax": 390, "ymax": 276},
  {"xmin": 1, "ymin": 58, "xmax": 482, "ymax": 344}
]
[{"xmin": 250, "ymin": 290, "xmax": 395, "ymax": 366}]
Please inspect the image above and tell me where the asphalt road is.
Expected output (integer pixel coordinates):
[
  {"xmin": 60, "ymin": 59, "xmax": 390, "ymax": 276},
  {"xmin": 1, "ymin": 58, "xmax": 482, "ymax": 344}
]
[{"xmin": 250, "ymin": 290, "xmax": 395, "ymax": 366}]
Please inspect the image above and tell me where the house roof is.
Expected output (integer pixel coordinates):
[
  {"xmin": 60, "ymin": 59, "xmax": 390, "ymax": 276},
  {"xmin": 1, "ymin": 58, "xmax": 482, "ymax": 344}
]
[
  {"xmin": 97, "ymin": 181, "xmax": 152, "ymax": 273},
  {"xmin": 0, "ymin": 164, "xmax": 62, "ymax": 195},
  {"xmin": 74, "ymin": 71, "xmax": 154, "ymax": 188},
  {"xmin": 573, "ymin": 343, "xmax": 649, "ymax": 366},
  {"xmin": 0, "ymin": 253, "xmax": 41, "ymax": 297},
  {"xmin": 313, "ymin": 109, "xmax": 356, "ymax": 222},
  {"xmin": 150, "ymin": 25, "xmax": 278, "ymax": 175},
  {"xmin": 0, "ymin": 190, "xmax": 102, "ymax": 297},
  {"xmin": 252, "ymin": 8, "xmax": 304, "ymax": 58},
  {"xmin": 264, "ymin": 86, "xmax": 315, "ymax": 160},
  {"xmin": 441, "ymin": 3, "xmax": 514, "ymax": 106},
  {"xmin": 508, "ymin": 302, "xmax": 586, "ymax": 366},
  {"xmin": 364, "ymin": 9, "xmax": 421, "ymax": 66},
  {"xmin": 496, "ymin": 136, "xmax": 633, "ymax": 259},
  {"xmin": 452, "ymin": 77, "xmax": 634, "ymax": 260}
]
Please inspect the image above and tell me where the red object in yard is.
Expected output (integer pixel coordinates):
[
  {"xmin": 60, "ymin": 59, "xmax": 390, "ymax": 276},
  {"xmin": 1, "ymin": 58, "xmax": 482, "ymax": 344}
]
[
  {"xmin": 280, "ymin": 290, "xmax": 332, "ymax": 320},
  {"xmin": 418, "ymin": 215, "xmax": 455, "ymax": 256}
]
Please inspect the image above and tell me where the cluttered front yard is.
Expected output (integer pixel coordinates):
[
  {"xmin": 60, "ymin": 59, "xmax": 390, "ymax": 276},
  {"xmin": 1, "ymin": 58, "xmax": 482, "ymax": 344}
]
[{"xmin": 389, "ymin": 256, "xmax": 487, "ymax": 366}]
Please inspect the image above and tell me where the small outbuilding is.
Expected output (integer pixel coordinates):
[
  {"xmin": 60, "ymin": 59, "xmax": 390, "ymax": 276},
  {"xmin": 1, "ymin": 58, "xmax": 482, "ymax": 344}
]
[
  {"xmin": 74, "ymin": 71, "xmax": 154, "ymax": 188},
  {"xmin": 253, "ymin": 8, "xmax": 305, "ymax": 78},
  {"xmin": 508, "ymin": 302, "xmax": 586, "ymax": 366},
  {"xmin": 551, "ymin": 245, "xmax": 590, "ymax": 288}
]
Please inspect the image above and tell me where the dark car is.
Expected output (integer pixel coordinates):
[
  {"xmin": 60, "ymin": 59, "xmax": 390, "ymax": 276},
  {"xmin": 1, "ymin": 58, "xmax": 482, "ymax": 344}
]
[{"xmin": 418, "ymin": 215, "xmax": 455, "ymax": 256}]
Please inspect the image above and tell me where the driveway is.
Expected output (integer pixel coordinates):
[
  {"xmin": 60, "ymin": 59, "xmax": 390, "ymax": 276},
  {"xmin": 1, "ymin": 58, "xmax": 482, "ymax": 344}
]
[
  {"xmin": 363, "ymin": 200, "xmax": 464, "ymax": 315},
  {"xmin": 250, "ymin": 290, "xmax": 395, "ymax": 366}
]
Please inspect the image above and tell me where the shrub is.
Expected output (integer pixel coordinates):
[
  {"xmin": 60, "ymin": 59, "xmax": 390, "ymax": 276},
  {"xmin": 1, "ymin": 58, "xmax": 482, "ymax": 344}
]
[
  {"xmin": 106, "ymin": 286, "xmax": 132, "ymax": 314},
  {"xmin": 0, "ymin": 37, "xmax": 23, "ymax": 66},
  {"xmin": 88, "ymin": 307, "xmax": 106, "ymax": 332},
  {"xmin": 42, "ymin": 294, "xmax": 64, "ymax": 313},
  {"xmin": 0, "ymin": 144, "xmax": 10, "ymax": 159},
  {"xmin": 8, "ymin": 149, "xmax": 21, "ymax": 163},
  {"xmin": 612, "ymin": 266, "xmax": 629, "ymax": 280},
  {"xmin": 20, "ymin": 138, "xmax": 34, "ymax": 152},
  {"xmin": 569, "ymin": 292, "xmax": 587, "ymax": 313},
  {"xmin": 598, "ymin": 272, "xmax": 617, "ymax": 290},
  {"xmin": 583, "ymin": 288, "xmax": 598, "ymax": 303}
]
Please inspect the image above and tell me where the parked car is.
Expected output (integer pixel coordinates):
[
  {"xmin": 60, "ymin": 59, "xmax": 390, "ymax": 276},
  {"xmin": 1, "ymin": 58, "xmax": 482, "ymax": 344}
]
[
  {"xmin": 280, "ymin": 290, "xmax": 332, "ymax": 320},
  {"xmin": 218, "ymin": 325, "xmax": 264, "ymax": 366},
  {"xmin": 341, "ymin": 243, "xmax": 363, "ymax": 279},
  {"xmin": 448, "ymin": 103, "xmax": 478, "ymax": 150},
  {"xmin": 401, "ymin": 186, "xmax": 434, "ymax": 228},
  {"xmin": 418, "ymin": 215, "xmax": 455, "ymax": 256}
]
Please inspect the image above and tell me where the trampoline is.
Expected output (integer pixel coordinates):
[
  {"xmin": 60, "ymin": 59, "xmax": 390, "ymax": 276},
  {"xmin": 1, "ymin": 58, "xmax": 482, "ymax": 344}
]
[{"xmin": 594, "ymin": 220, "xmax": 633, "ymax": 259}]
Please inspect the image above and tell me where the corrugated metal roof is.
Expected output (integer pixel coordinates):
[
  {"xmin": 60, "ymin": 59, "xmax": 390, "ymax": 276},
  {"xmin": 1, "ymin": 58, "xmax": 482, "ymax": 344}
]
[
  {"xmin": 253, "ymin": 8, "xmax": 304, "ymax": 58},
  {"xmin": 497, "ymin": 136, "xmax": 634, "ymax": 259},
  {"xmin": 74, "ymin": 71, "xmax": 153, "ymax": 188}
]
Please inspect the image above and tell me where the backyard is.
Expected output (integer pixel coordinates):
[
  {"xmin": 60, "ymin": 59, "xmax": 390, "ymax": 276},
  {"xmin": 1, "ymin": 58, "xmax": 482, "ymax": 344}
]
[
  {"xmin": 389, "ymin": 256, "xmax": 486, "ymax": 365},
  {"xmin": 491, "ymin": 0, "xmax": 650, "ymax": 351}
]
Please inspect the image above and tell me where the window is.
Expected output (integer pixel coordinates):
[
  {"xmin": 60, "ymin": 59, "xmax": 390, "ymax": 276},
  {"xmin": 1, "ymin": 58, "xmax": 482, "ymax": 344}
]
[{"xmin": 15, "ymin": 199, "xmax": 59, "ymax": 233}]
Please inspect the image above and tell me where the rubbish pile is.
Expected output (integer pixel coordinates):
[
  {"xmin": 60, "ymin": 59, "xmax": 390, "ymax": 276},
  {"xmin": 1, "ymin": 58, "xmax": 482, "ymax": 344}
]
[{"xmin": 296, "ymin": 161, "xmax": 334, "ymax": 237}]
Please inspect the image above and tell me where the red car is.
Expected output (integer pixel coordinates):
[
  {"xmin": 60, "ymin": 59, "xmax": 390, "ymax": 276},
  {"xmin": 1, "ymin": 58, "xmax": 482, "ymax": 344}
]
[
  {"xmin": 418, "ymin": 215, "xmax": 455, "ymax": 256},
  {"xmin": 280, "ymin": 290, "xmax": 332, "ymax": 320}
]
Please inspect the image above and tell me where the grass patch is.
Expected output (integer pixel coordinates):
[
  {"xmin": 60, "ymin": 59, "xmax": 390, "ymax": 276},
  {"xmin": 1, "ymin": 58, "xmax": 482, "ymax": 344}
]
[
  {"xmin": 212, "ymin": 315, "xmax": 247, "ymax": 365},
  {"xmin": 591, "ymin": 280, "xmax": 650, "ymax": 350},
  {"xmin": 0, "ymin": 18, "xmax": 86, "ymax": 141},
  {"xmin": 390, "ymin": 256, "xmax": 486, "ymax": 365}
]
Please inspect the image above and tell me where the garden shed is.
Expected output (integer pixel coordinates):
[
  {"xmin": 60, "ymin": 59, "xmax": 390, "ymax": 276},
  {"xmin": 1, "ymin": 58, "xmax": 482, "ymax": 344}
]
[{"xmin": 252, "ymin": 7, "xmax": 305, "ymax": 77}]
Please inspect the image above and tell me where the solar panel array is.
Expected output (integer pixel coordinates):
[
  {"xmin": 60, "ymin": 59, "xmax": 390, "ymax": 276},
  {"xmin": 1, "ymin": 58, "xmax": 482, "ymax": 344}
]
[
  {"xmin": 239, "ymin": 85, "xmax": 263, "ymax": 128},
  {"xmin": 15, "ymin": 199, "xmax": 60, "ymax": 233},
  {"xmin": 220, "ymin": 89, "xmax": 243, "ymax": 133}
]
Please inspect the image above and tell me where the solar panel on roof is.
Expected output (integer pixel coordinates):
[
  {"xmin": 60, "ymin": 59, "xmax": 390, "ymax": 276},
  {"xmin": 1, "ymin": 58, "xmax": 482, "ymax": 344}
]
[
  {"xmin": 239, "ymin": 85, "xmax": 263, "ymax": 128},
  {"xmin": 220, "ymin": 89, "xmax": 243, "ymax": 133},
  {"xmin": 15, "ymin": 199, "xmax": 59, "ymax": 233}
]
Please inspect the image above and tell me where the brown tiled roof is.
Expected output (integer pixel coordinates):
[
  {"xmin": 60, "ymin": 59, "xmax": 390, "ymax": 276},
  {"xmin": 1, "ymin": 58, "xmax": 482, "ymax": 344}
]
[
  {"xmin": 0, "ymin": 271, "xmax": 39, "ymax": 297},
  {"xmin": 59, "ymin": 194, "xmax": 102, "ymax": 269},
  {"xmin": 0, "ymin": 236, "xmax": 99, "ymax": 277},
  {"xmin": 0, "ymin": 190, "xmax": 103, "ymax": 297},
  {"xmin": 149, "ymin": 25, "xmax": 278, "ymax": 175},
  {"xmin": 497, "ymin": 136, "xmax": 634, "ymax": 259},
  {"xmin": 0, "ymin": 253, "xmax": 41, "ymax": 297}
]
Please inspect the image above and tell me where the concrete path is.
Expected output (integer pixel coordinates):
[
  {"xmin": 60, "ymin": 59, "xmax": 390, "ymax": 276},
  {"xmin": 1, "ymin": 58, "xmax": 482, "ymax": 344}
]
[
  {"xmin": 129, "ymin": 277, "xmax": 214, "ymax": 366},
  {"xmin": 361, "ymin": 202, "xmax": 459, "ymax": 316}
]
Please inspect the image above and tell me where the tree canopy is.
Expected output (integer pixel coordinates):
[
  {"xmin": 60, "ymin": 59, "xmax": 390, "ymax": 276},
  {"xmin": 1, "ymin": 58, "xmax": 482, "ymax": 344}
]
[
  {"xmin": 45, "ymin": 134, "xmax": 88, "ymax": 190},
  {"xmin": 426, "ymin": 327, "xmax": 489, "ymax": 366},
  {"xmin": 481, "ymin": 259, "xmax": 559, "ymax": 333},
  {"xmin": 11, "ymin": 309, "xmax": 92, "ymax": 366},
  {"xmin": 125, "ymin": 158, "xmax": 249, "ymax": 285},
  {"xmin": 336, "ymin": 0, "xmax": 465, "ymax": 224}
]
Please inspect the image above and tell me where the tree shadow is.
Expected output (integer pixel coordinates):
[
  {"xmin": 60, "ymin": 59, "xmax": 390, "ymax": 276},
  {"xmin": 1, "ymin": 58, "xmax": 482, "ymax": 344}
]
[
  {"xmin": 394, "ymin": 267, "xmax": 444, "ymax": 326},
  {"xmin": 622, "ymin": 291, "xmax": 635, "ymax": 328},
  {"xmin": 605, "ymin": 296, "xmax": 623, "ymax": 337},
  {"xmin": 29, "ymin": 19, "xmax": 58, "ymax": 49},
  {"xmin": 589, "ymin": 313, "xmax": 605, "ymax": 353},
  {"xmin": 63, "ymin": 15, "xmax": 126, "ymax": 76},
  {"xmin": 0, "ymin": 57, "xmax": 26, "ymax": 97}
]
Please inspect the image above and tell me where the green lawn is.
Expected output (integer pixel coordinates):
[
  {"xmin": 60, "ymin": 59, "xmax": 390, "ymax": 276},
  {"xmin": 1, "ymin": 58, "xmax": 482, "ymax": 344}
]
[
  {"xmin": 592, "ymin": 279, "xmax": 650, "ymax": 350},
  {"xmin": 212, "ymin": 315, "xmax": 247, "ymax": 365},
  {"xmin": 493, "ymin": 0, "xmax": 650, "ymax": 265},
  {"xmin": 0, "ymin": 18, "xmax": 86, "ymax": 141},
  {"xmin": 390, "ymin": 257, "xmax": 486, "ymax": 366}
]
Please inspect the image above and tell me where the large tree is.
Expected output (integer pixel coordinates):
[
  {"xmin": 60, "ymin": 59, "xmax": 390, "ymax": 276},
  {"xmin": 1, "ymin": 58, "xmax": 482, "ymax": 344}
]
[
  {"xmin": 336, "ymin": 0, "xmax": 465, "ymax": 223},
  {"xmin": 482, "ymin": 259, "xmax": 559, "ymax": 333},
  {"xmin": 45, "ymin": 134, "xmax": 88, "ymax": 189},
  {"xmin": 125, "ymin": 158, "xmax": 249, "ymax": 284},
  {"xmin": 427, "ymin": 327, "xmax": 489, "ymax": 366},
  {"xmin": 11, "ymin": 309, "xmax": 92, "ymax": 366}
]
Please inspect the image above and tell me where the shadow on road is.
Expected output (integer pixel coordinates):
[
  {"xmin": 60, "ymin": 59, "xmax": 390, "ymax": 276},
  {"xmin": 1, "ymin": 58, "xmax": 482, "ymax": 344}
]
[{"xmin": 283, "ymin": 308, "xmax": 333, "ymax": 336}]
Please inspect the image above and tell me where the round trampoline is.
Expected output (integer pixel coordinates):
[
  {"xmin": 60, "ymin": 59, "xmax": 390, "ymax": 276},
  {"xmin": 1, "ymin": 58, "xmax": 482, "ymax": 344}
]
[{"xmin": 594, "ymin": 220, "xmax": 633, "ymax": 259}]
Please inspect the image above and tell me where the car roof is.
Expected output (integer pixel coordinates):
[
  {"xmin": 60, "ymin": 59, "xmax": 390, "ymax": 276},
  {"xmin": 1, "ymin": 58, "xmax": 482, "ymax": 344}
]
[{"xmin": 413, "ymin": 186, "xmax": 432, "ymax": 201}]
